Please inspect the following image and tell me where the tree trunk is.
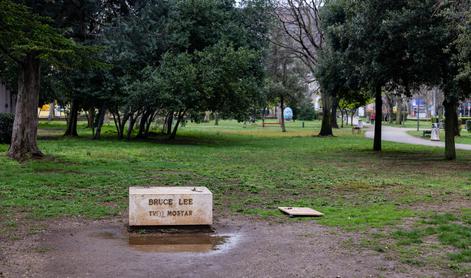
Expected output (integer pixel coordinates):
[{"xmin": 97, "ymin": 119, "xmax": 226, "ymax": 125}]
[
  {"xmin": 385, "ymin": 94, "xmax": 394, "ymax": 124},
  {"xmin": 126, "ymin": 113, "xmax": 138, "ymax": 141},
  {"xmin": 373, "ymin": 86, "xmax": 382, "ymax": 151},
  {"xmin": 48, "ymin": 101, "xmax": 55, "ymax": 122},
  {"xmin": 111, "ymin": 109, "xmax": 128, "ymax": 139},
  {"xmin": 93, "ymin": 105, "xmax": 106, "ymax": 140},
  {"xmin": 396, "ymin": 97, "xmax": 402, "ymax": 125},
  {"xmin": 454, "ymin": 108, "xmax": 460, "ymax": 137},
  {"xmin": 112, "ymin": 112, "xmax": 121, "ymax": 138},
  {"xmin": 444, "ymin": 99, "xmax": 457, "ymax": 160},
  {"xmin": 64, "ymin": 100, "xmax": 79, "ymax": 136},
  {"xmin": 87, "ymin": 108, "xmax": 95, "ymax": 128},
  {"xmin": 331, "ymin": 96, "xmax": 339, "ymax": 128},
  {"xmin": 340, "ymin": 109, "xmax": 344, "ymax": 128},
  {"xmin": 169, "ymin": 110, "xmax": 185, "ymax": 139},
  {"xmin": 214, "ymin": 112, "xmax": 219, "ymax": 126},
  {"xmin": 162, "ymin": 113, "xmax": 168, "ymax": 133},
  {"xmin": 166, "ymin": 112, "xmax": 174, "ymax": 135},
  {"xmin": 350, "ymin": 111, "xmax": 355, "ymax": 126},
  {"xmin": 262, "ymin": 107, "xmax": 266, "ymax": 127},
  {"xmin": 136, "ymin": 110, "xmax": 150, "ymax": 139},
  {"xmin": 343, "ymin": 109, "xmax": 348, "ymax": 126},
  {"xmin": 319, "ymin": 91, "xmax": 333, "ymax": 136},
  {"xmin": 280, "ymin": 96, "xmax": 286, "ymax": 132},
  {"xmin": 145, "ymin": 110, "xmax": 156, "ymax": 137},
  {"xmin": 8, "ymin": 54, "xmax": 43, "ymax": 161}
]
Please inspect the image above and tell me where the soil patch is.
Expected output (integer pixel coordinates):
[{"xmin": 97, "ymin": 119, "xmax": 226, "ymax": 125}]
[{"xmin": 0, "ymin": 216, "xmax": 446, "ymax": 278}]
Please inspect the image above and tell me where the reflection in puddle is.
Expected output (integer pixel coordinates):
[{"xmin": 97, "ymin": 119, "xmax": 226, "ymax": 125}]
[
  {"xmin": 128, "ymin": 233, "xmax": 229, "ymax": 253},
  {"xmin": 93, "ymin": 231, "xmax": 116, "ymax": 240},
  {"xmin": 92, "ymin": 230, "xmax": 234, "ymax": 253}
]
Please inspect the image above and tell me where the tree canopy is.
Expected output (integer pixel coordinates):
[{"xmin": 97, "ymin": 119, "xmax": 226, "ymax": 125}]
[
  {"xmin": 317, "ymin": 0, "xmax": 468, "ymax": 159},
  {"xmin": 0, "ymin": 0, "xmax": 100, "ymax": 160},
  {"xmin": 0, "ymin": 0, "xmax": 97, "ymax": 67}
]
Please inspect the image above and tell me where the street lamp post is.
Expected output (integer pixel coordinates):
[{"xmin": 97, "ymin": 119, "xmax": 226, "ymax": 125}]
[{"xmin": 416, "ymin": 98, "xmax": 421, "ymax": 132}]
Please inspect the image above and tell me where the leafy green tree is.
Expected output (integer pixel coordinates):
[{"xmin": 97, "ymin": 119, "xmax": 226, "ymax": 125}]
[
  {"xmin": 338, "ymin": 96, "xmax": 370, "ymax": 127},
  {"xmin": 294, "ymin": 100, "xmax": 316, "ymax": 121},
  {"xmin": 18, "ymin": 0, "xmax": 135, "ymax": 137},
  {"xmin": 101, "ymin": 0, "xmax": 267, "ymax": 140},
  {"xmin": 97, "ymin": 0, "xmax": 174, "ymax": 139},
  {"xmin": 0, "ymin": 0, "xmax": 96, "ymax": 160},
  {"xmin": 382, "ymin": 0, "xmax": 467, "ymax": 159},
  {"xmin": 439, "ymin": 1, "xmax": 471, "ymax": 159},
  {"xmin": 320, "ymin": 0, "xmax": 452, "ymax": 154},
  {"xmin": 155, "ymin": 52, "xmax": 199, "ymax": 139},
  {"xmin": 155, "ymin": 43, "xmax": 264, "ymax": 139},
  {"xmin": 315, "ymin": 47, "xmax": 351, "ymax": 133},
  {"xmin": 455, "ymin": 9, "xmax": 471, "ymax": 86},
  {"xmin": 335, "ymin": 0, "xmax": 406, "ymax": 151},
  {"xmin": 197, "ymin": 43, "xmax": 265, "ymax": 124}
]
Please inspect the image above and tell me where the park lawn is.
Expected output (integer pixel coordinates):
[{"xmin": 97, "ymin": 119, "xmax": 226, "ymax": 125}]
[
  {"xmin": 407, "ymin": 130, "xmax": 471, "ymax": 145},
  {"xmin": 0, "ymin": 120, "xmax": 470, "ymax": 274},
  {"xmin": 383, "ymin": 119, "xmax": 433, "ymax": 129}
]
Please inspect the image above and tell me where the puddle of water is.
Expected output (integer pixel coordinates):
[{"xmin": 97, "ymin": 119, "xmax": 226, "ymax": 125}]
[
  {"xmin": 93, "ymin": 231, "xmax": 116, "ymax": 240},
  {"xmin": 128, "ymin": 233, "xmax": 228, "ymax": 253},
  {"xmin": 92, "ymin": 230, "xmax": 234, "ymax": 253}
]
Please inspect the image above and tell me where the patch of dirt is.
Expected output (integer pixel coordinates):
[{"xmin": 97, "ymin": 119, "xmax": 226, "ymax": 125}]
[
  {"xmin": 0, "ymin": 216, "xmax": 448, "ymax": 278},
  {"xmin": 151, "ymin": 170, "xmax": 204, "ymax": 181},
  {"xmin": 31, "ymin": 155, "xmax": 79, "ymax": 165},
  {"xmin": 152, "ymin": 170, "xmax": 196, "ymax": 175},
  {"xmin": 404, "ymin": 196, "xmax": 471, "ymax": 214},
  {"xmin": 33, "ymin": 168, "xmax": 81, "ymax": 174}
]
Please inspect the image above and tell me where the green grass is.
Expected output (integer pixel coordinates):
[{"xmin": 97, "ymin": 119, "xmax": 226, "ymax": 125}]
[
  {"xmin": 408, "ymin": 129, "xmax": 471, "ymax": 145},
  {"xmin": 1, "ymin": 119, "xmax": 471, "ymax": 273},
  {"xmin": 389, "ymin": 210, "xmax": 471, "ymax": 273},
  {"xmin": 383, "ymin": 119, "xmax": 433, "ymax": 129}
]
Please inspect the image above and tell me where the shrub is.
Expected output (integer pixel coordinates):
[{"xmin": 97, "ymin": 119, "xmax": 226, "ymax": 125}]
[
  {"xmin": 0, "ymin": 113, "xmax": 14, "ymax": 144},
  {"xmin": 460, "ymin": 117, "xmax": 471, "ymax": 124},
  {"xmin": 297, "ymin": 102, "xmax": 317, "ymax": 121}
]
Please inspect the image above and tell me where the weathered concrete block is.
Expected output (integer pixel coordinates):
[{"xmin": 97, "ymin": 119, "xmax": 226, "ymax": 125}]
[{"xmin": 129, "ymin": 187, "xmax": 213, "ymax": 226}]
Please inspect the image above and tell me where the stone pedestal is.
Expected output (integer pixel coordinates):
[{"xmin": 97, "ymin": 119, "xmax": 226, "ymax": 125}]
[
  {"xmin": 129, "ymin": 187, "xmax": 212, "ymax": 226},
  {"xmin": 431, "ymin": 127, "xmax": 440, "ymax": 141}
]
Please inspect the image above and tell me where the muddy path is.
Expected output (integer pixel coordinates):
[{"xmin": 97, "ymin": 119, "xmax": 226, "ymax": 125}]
[{"xmin": 1, "ymin": 216, "xmax": 441, "ymax": 278}]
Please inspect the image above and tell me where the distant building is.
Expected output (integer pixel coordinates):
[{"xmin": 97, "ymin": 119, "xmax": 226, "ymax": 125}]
[
  {"xmin": 0, "ymin": 81, "xmax": 15, "ymax": 113},
  {"xmin": 358, "ymin": 87, "xmax": 471, "ymax": 121},
  {"xmin": 459, "ymin": 100, "xmax": 471, "ymax": 117}
]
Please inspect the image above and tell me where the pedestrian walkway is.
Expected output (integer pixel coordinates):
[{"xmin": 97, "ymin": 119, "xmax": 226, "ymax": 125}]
[{"xmin": 364, "ymin": 126, "xmax": 471, "ymax": 151}]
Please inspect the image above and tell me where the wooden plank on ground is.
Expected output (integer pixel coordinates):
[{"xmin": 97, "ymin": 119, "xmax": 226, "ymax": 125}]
[{"xmin": 278, "ymin": 207, "xmax": 324, "ymax": 217}]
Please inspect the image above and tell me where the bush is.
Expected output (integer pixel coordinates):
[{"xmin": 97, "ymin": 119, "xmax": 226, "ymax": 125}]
[
  {"xmin": 466, "ymin": 120, "xmax": 471, "ymax": 133},
  {"xmin": 0, "ymin": 113, "xmax": 14, "ymax": 144},
  {"xmin": 460, "ymin": 117, "xmax": 471, "ymax": 124},
  {"xmin": 297, "ymin": 103, "xmax": 317, "ymax": 121}
]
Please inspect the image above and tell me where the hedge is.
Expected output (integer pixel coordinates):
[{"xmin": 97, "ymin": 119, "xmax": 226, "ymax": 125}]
[{"xmin": 0, "ymin": 113, "xmax": 14, "ymax": 144}]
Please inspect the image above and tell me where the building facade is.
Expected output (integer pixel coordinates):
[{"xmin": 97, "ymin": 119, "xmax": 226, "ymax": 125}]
[{"xmin": 0, "ymin": 81, "xmax": 15, "ymax": 113}]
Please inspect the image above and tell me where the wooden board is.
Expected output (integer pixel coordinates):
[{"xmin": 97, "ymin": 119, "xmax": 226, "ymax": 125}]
[{"xmin": 278, "ymin": 207, "xmax": 324, "ymax": 217}]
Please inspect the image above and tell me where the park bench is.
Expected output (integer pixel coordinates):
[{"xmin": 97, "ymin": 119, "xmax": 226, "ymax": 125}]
[
  {"xmin": 422, "ymin": 130, "xmax": 432, "ymax": 137},
  {"xmin": 262, "ymin": 122, "xmax": 281, "ymax": 127},
  {"xmin": 352, "ymin": 125, "xmax": 362, "ymax": 134}
]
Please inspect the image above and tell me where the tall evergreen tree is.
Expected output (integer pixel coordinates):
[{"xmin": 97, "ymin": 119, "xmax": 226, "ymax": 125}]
[{"xmin": 0, "ymin": 0, "xmax": 97, "ymax": 160}]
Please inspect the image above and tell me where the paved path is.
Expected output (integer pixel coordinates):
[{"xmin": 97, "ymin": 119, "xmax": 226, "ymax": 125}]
[{"xmin": 364, "ymin": 126, "xmax": 471, "ymax": 150}]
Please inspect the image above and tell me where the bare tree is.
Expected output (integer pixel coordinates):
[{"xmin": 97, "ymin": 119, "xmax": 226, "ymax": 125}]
[
  {"xmin": 384, "ymin": 92, "xmax": 395, "ymax": 124},
  {"xmin": 270, "ymin": 0, "xmax": 334, "ymax": 135},
  {"xmin": 265, "ymin": 23, "xmax": 310, "ymax": 132}
]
